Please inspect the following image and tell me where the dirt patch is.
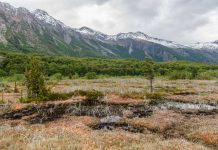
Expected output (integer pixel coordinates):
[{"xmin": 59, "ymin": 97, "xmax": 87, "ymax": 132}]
[{"xmin": 91, "ymin": 122, "xmax": 145, "ymax": 133}]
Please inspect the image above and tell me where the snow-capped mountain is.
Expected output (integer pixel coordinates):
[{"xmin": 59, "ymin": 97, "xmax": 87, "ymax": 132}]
[
  {"xmin": 76, "ymin": 27, "xmax": 103, "ymax": 35},
  {"xmin": 190, "ymin": 41, "xmax": 218, "ymax": 52},
  {"xmin": 106, "ymin": 32, "xmax": 188, "ymax": 49},
  {"xmin": 75, "ymin": 27, "xmax": 188, "ymax": 49},
  {"xmin": 75, "ymin": 26, "xmax": 107, "ymax": 40},
  {"xmin": 33, "ymin": 9, "xmax": 68, "ymax": 29},
  {"xmin": 1, "ymin": 1, "xmax": 218, "ymax": 63}
]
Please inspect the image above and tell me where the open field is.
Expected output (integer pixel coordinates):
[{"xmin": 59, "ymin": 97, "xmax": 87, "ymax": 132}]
[{"xmin": 0, "ymin": 78, "xmax": 218, "ymax": 150}]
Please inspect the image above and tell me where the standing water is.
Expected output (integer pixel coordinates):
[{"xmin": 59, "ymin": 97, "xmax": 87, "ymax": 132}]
[{"xmin": 158, "ymin": 101, "xmax": 218, "ymax": 110}]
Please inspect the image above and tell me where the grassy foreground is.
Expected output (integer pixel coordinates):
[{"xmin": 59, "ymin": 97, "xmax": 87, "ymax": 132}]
[{"xmin": 0, "ymin": 78, "xmax": 218, "ymax": 150}]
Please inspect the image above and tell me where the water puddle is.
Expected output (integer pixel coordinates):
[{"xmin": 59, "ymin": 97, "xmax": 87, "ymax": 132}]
[
  {"xmin": 158, "ymin": 101, "xmax": 218, "ymax": 110},
  {"xmin": 100, "ymin": 116, "xmax": 122, "ymax": 124}
]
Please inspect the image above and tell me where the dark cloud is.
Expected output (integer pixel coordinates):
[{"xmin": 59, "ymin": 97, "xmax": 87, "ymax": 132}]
[{"xmin": 2, "ymin": 0, "xmax": 218, "ymax": 44}]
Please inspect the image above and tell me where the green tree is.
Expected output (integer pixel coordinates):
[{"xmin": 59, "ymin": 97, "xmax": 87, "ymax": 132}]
[
  {"xmin": 25, "ymin": 58, "xmax": 48, "ymax": 98},
  {"xmin": 144, "ymin": 58, "xmax": 155, "ymax": 93}
]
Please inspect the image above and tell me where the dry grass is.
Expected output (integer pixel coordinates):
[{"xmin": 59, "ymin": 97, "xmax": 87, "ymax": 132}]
[
  {"xmin": 2, "ymin": 78, "xmax": 218, "ymax": 104},
  {"xmin": 188, "ymin": 126, "xmax": 218, "ymax": 147},
  {"xmin": 51, "ymin": 79, "xmax": 218, "ymax": 104},
  {"xmin": 0, "ymin": 119, "xmax": 209, "ymax": 150},
  {"xmin": 1, "ymin": 78, "xmax": 218, "ymax": 149},
  {"xmin": 103, "ymin": 94, "xmax": 145, "ymax": 104},
  {"xmin": 128, "ymin": 110, "xmax": 184, "ymax": 132},
  {"xmin": 166, "ymin": 94, "xmax": 218, "ymax": 103}
]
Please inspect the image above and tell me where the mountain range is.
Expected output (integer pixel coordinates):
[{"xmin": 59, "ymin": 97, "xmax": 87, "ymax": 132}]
[{"xmin": 1, "ymin": 2, "xmax": 218, "ymax": 62}]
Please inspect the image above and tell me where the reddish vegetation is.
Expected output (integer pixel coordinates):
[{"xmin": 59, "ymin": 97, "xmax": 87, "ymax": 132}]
[
  {"xmin": 166, "ymin": 94, "xmax": 218, "ymax": 103},
  {"xmin": 129, "ymin": 110, "xmax": 184, "ymax": 132},
  {"xmin": 1, "ymin": 79, "xmax": 218, "ymax": 149},
  {"xmin": 104, "ymin": 94, "xmax": 144, "ymax": 104},
  {"xmin": 191, "ymin": 131, "xmax": 218, "ymax": 146}
]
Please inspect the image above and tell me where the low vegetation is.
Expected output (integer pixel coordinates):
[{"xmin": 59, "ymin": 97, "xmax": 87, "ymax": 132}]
[
  {"xmin": 20, "ymin": 90, "xmax": 104, "ymax": 104},
  {"xmin": 146, "ymin": 92, "xmax": 167, "ymax": 104},
  {"xmin": 120, "ymin": 92, "xmax": 146, "ymax": 99},
  {"xmin": 1, "ymin": 54, "xmax": 218, "ymax": 149},
  {"xmin": 74, "ymin": 90, "xmax": 104, "ymax": 105}
]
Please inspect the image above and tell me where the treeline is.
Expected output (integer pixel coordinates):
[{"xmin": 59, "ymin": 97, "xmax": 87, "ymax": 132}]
[{"xmin": 0, "ymin": 52, "xmax": 218, "ymax": 80}]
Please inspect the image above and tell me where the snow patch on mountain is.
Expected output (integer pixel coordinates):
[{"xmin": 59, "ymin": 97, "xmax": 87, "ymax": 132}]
[
  {"xmin": 76, "ymin": 28, "xmax": 188, "ymax": 49},
  {"xmin": 0, "ymin": 2, "xmax": 16, "ymax": 11},
  {"xmin": 76, "ymin": 27, "xmax": 97, "ymax": 35},
  {"xmin": 75, "ymin": 27, "xmax": 109, "ymax": 42},
  {"xmin": 106, "ymin": 32, "xmax": 188, "ymax": 49},
  {"xmin": 190, "ymin": 41, "xmax": 218, "ymax": 51},
  {"xmin": 75, "ymin": 27, "xmax": 106, "ymax": 38},
  {"xmin": 32, "ymin": 9, "xmax": 67, "ymax": 28}
]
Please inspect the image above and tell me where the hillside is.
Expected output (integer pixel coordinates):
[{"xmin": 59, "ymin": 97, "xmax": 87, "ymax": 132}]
[{"xmin": 1, "ymin": 2, "xmax": 218, "ymax": 62}]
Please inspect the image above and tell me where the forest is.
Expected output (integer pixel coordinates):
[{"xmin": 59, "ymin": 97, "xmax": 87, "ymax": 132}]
[{"xmin": 1, "ymin": 52, "xmax": 218, "ymax": 81}]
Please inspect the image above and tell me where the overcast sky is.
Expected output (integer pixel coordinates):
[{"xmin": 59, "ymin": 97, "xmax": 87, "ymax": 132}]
[{"xmin": 2, "ymin": 0, "xmax": 218, "ymax": 44}]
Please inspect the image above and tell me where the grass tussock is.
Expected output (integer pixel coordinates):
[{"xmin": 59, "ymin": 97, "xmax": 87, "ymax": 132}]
[
  {"xmin": 188, "ymin": 126, "xmax": 218, "ymax": 148},
  {"xmin": 74, "ymin": 90, "xmax": 104, "ymax": 105},
  {"xmin": 120, "ymin": 92, "xmax": 146, "ymax": 99}
]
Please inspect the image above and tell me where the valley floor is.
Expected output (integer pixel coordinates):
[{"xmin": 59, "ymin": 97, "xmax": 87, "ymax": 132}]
[{"xmin": 0, "ymin": 78, "xmax": 218, "ymax": 150}]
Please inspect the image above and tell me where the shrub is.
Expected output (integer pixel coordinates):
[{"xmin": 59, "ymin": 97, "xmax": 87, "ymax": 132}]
[
  {"xmin": 20, "ymin": 92, "xmax": 74, "ymax": 103},
  {"xmin": 85, "ymin": 90, "xmax": 104, "ymax": 105},
  {"xmin": 0, "ymin": 69, "xmax": 7, "ymax": 77},
  {"xmin": 20, "ymin": 90, "xmax": 104, "ymax": 104},
  {"xmin": 121, "ymin": 92, "xmax": 145, "ymax": 99},
  {"xmin": 168, "ymin": 71, "xmax": 192, "ymax": 80},
  {"xmin": 85, "ymin": 72, "xmax": 97, "ymax": 79},
  {"xmin": 74, "ymin": 90, "xmax": 104, "ymax": 105},
  {"xmin": 50, "ymin": 73, "xmax": 63, "ymax": 80},
  {"xmin": 196, "ymin": 70, "xmax": 218, "ymax": 80},
  {"xmin": 74, "ymin": 90, "xmax": 88, "ymax": 96},
  {"xmin": 20, "ymin": 98, "xmax": 34, "ymax": 103},
  {"xmin": 71, "ymin": 73, "xmax": 79, "ymax": 79},
  {"xmin": 47, "ymin": 92, "xmax": 74, "ymax": 101}
]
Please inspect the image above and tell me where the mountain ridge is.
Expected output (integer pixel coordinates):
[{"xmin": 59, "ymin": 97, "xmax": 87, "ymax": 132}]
[{"xmin": 1, "ymin": 1, "xmax": 218, "ymax": 62}]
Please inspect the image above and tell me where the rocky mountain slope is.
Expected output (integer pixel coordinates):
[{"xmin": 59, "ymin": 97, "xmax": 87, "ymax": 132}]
[{"xmin": 0, "ymin": 2, "xmax": 218, "ymax": 62}]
